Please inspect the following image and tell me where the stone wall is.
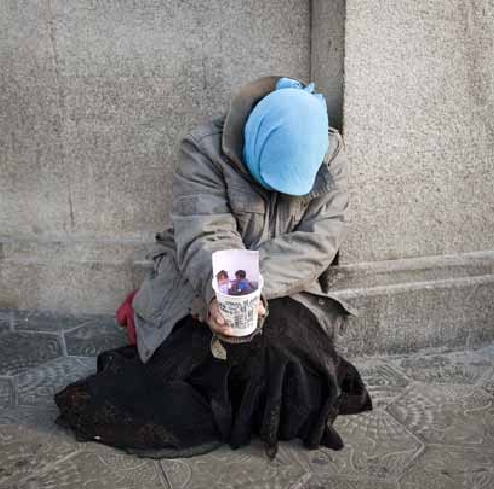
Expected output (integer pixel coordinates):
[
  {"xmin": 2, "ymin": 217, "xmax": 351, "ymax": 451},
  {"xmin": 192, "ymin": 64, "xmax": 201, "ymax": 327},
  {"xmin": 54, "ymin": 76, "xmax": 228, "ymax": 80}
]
[
  {"xmin": 2, "ymin": 0, "xmax": 494, "ymax": 355},
  {"xmin": 310, "ymin": 0, "xmax": 345, "ymax": 131},
  {"xmin": 341, "ymin": 0, "xmax": 494, "ymax": 262},
  {"xmin": 311, "ymin": 0, "xmax": 494, "ymax": 355},
  {"xmin": 0, "ymin": 0, "xmax": 310, "ymax": 312},
  {"xmin": 1, "ymin": 0, "xmax": 310, "ymax": 238}
]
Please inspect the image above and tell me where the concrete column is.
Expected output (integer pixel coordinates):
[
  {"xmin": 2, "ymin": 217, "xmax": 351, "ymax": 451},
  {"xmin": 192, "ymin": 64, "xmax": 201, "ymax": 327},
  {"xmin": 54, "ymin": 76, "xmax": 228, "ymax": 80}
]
[
  {"xmin": 342, "ymin": 0, "xmax": 494, "ymax": 263},
  {"xmin": 312, "ymin": 0, "xmax": 494, "ymax": 354}
]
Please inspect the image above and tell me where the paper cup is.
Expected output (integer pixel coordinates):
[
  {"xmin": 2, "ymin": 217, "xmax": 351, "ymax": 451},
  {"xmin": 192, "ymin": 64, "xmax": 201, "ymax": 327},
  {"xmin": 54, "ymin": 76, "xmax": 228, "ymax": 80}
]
[{"xmin": 212, "ymin": 275, "xmax": 264, "ymax": 337}]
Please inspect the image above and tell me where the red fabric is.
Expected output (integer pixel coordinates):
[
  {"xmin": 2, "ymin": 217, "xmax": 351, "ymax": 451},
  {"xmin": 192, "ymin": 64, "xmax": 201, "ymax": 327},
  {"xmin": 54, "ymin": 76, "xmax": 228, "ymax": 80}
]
[{"xmin": 116, "ymin": 289, "xmax": 139, "ymax": 346}]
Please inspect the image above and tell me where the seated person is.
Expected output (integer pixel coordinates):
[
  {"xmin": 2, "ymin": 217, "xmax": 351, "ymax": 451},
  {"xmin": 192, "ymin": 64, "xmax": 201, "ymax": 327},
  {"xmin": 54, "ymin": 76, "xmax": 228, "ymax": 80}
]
[
  {"xmin": 55, "ymin": 77, "xmax": 370, "ymax": 461},
  {"xmin": 132, "ymin": 76, "xmax": 351, "ymax": 363}
]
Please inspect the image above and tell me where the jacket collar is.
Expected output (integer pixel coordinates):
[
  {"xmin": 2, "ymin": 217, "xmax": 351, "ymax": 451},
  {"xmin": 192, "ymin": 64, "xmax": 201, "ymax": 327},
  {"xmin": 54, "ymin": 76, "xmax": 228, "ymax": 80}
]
[{"xmin": 222, "ymin": 76, "xmax": 335, "ymax": 200}]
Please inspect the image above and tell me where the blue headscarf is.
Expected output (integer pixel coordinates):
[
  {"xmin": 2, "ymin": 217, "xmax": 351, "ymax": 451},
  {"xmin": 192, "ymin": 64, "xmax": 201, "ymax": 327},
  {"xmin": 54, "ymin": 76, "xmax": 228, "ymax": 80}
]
[{"xmin": 243, "ymin": 78, "xmax": 329, "ymax": 196}]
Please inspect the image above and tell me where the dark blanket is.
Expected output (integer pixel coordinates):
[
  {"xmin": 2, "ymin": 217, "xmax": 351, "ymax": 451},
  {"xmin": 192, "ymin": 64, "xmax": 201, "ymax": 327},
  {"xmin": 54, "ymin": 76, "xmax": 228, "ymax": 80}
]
[{"xmin": 54, "ymin": 298, "xmax": 372, "ymax": 459}]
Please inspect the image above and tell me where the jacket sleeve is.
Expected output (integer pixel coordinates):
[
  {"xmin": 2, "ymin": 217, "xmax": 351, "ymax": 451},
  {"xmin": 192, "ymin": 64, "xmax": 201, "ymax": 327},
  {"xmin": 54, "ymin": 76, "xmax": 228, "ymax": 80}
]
[
  {"xmin": 258, "ymin": 140, "xmax": 349, "ymax": 300},
  {"xmin": 171, "ymin": 136, "xmax": 245, "ymax": 305}
]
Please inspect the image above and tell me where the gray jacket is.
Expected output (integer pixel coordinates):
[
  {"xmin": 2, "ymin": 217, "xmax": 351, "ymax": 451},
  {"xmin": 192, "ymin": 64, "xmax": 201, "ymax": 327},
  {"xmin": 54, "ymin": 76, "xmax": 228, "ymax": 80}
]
[{"xmin": 134, "ymin": 76, "xmax": 352, "ymax": 363}]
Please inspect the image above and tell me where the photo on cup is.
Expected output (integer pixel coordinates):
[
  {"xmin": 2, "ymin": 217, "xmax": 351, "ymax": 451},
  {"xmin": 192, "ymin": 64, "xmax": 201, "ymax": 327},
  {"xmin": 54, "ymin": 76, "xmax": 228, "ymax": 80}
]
[
  {"xmin": 212, "ymin": 250, "xmax": 260, "ymax": 297},
  {"xmin": 212, "ymin": 249, "xmax": 263, "ymax": 336}
]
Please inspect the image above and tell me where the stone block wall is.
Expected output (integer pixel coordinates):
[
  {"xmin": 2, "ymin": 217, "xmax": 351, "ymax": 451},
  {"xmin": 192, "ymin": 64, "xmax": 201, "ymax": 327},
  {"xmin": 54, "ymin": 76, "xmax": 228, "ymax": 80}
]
[
  {"xmin": 340, "ymin": 0, "xmax": 494, "ymax": 262},
  {"xmin": 0, "ymin": 0, "xmax": 310, "ymax": 312},
  {"xmin": 311, "ymin": 0, "xmax": 494, "ymax": 353},
  {"xmin": 2, "ymin": 1, "xmax": 494, "ymax": 355}
]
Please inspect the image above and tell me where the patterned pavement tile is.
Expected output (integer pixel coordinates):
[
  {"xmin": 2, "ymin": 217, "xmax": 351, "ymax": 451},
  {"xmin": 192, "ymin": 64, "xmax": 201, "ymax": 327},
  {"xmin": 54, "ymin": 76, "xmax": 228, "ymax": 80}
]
[
  {"xmin": 16, "ymin": 357, "xmax": 97, "ymax": 406},
  {"xmin": 0, "ymin": 423, "xmax": 80, "ymax": 487},
  {"xmin": 12, "ymin": 451, "xmax": 166, "ymax": 489},
  {"xmin": 400, "ymin": 445, "xmax": 494, "ymax": 489},
  {"xmin": 478, "ymin": 367, "xmax": 494, "ymax": 395},
  {"xmin": 351, "ymin": 359, "xmax": 409, "ymax": 408},
  {"xmin": 388, "ymin": 383, "xmax": 494, "ymax": 448},
  {"xmin": 301, "ymin": 410, "xmax": 423, "ymax": 482},
  {"xmin": 0, "ymin": 332, "xmax": 63, "ymax": 376},
  {"xmin": 303, "ymin": 475, "xmax": 398, "ymax": 489},
  {"xmin": 13, "ymin": 310, "xmax": 101, "ymax": 332},
  {"xmin": 0, "ymin": 404, "xmax": 162, "ymax": 451},
  {"xmin": 0, "ymin": 404, "xmax": 62, "ymax": 435},
  {"xmin": 65, "ymin": 319, "xmax": 126, "ymax": 357},
  {"xmin": 389, "ymin": 347, "xmax": 494, "ymax": 385},
  {"xmin": 0, "ymin": 378, "xmax": 14, "ymax": 409},
  {"xmin": 167, "ymin": 411, "xmax": 423, "ymax": 488},
  {"xmin": 0, "ymin": 310, "xmax": 13, "ymax": 332},
  {"xmin": 161, "ymin": 440, "xmax": 308, "ymax": 489},
  {"xmin": 0, "ymin": 328, "xmax": 492, "ymax": 489}
]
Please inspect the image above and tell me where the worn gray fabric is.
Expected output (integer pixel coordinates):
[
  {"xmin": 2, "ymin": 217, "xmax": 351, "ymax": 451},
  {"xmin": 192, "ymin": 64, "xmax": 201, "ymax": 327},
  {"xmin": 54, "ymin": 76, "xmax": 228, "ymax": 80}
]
[{"xmin": 134, "ymin": 76, "xmax": 352, "ymax": 363}]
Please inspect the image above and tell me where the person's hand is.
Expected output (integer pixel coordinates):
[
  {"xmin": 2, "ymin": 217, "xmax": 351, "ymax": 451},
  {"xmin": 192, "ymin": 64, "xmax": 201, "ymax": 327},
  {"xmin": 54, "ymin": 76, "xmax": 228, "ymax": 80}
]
[{"xmin": 207, "ymin": 297, "xmax": 266, "ymax": 336}]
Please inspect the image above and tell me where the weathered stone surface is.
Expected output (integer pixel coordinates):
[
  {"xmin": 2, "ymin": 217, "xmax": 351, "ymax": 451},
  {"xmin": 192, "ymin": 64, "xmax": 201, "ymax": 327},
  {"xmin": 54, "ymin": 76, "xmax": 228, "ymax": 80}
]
[
  {"xmin": 1, "ymin": 296, "xmax": 494, "ymax": 488},
  {"xmin": 1, "ymin": 0, "xmax": 309, "ymax": 314},
  {"xmin": 389, "ymin": 346, "xmax": 494, "ymax": 385},
  {"xmin": 16, "ymin": 357, "xmax": 96, "ymax": 406},
  {"xmin": 65, "ymin": 319, "xmax": 126, "ymax": 357},
  {"xmin": 0, "ymin": 310, "xmax": 13, "ymax": 332},
  {"xmin": 400, "ymin": 445, "xmax": 494, "ymax": 489},
  {"xmin": 0, "ymin": 420, "xmax": 165, "ymax": 488},
  {"xmin": 325, "ymin": 251, "xmax": 494, "ymax": 291},
  {"xmin": 260, "ymin": 414, "xmax": 424, "ymax": 485},
  {"xmin": 311, "ymin": 0, "xmax": 345, "ymax": 131},
  {"xmin": 350, "ymin": 359, "xmax": 409, "ymax": 408},
  {"xmin": 1, "ymin": 0, "xmax": 309, "ymax": 236},
  {"xmin": 343, "ymin": 0, "xmax": 494, "ymax": 262},
  {"xmin": 0, "ymin": 332, "xmax": 63, "ymax": 376},
  {"xmin": 0, "ymin": 0, "xmax": 72, "ymax": 236},
  {"xmin": 304, "ymin": 475, "xmax": 398, "ymax": 489},
  {"xmin": 50, "ymin": 0, "xmax": 310, "ymax": 236},
  {"xmin": 479, "ymin": 368, "xmax": 494, "ymax": 395},
  {"xmin": 337, "ymin": 279, "xmax": 494, "ymax": 356},
  {"xmin": 0, "ymin": 423, "xmax": 80, "ymax": 487},
  {"xmin": 0, "ymin": 258, "xmax": 137, "ymax": 314},
  {"xmin": 0, "ymin": 405, "xmax": 61, "ymax": 435},
  {"xmin": 0, "ymin": 237, "xmax": 152, "ymax": 313},
  {"xmin": 14, "ymin": 451, "xmax": 165, "ymax": 489},
  {"xmin": 161, "ymin": 440, "xmax": 307, "ymax": 489},
  {"xmin": 1, "ymin": 343, "xmax": 493, "ymax": 487},
  {"xmin": 13, "ymin": 310, "xmax": 99, "ymax": 332},
  {"xmin": 0, "ymin": 378, "xmax": 14, "ymax": 409},
  {"xmin": 388, "ymin": 383, "xmax": 494, "ymax": 448},
  {"xmin": 310, "ymin": 411, "xmax": 423, "ymax": 481},
  {"xmin": 2, "ymin": 238, "xmax": 153, "ymax": 269}
]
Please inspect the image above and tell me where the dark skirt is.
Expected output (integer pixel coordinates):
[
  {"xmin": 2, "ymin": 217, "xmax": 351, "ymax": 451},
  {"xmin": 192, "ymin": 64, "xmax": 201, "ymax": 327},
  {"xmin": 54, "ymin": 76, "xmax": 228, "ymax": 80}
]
[{"xmin": 54, "ymin": 298, "xmax": 372, "ymax": 459}]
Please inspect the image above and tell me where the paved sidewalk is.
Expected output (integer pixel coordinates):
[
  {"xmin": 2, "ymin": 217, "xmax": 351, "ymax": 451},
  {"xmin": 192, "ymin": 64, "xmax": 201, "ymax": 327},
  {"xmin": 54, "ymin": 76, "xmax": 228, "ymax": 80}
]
[{"xmin": 0, "ymin": 309, "xmax": 493, "ymax": 488}]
